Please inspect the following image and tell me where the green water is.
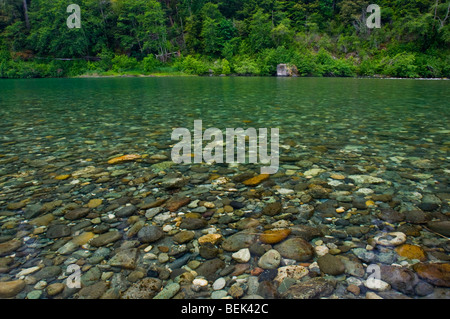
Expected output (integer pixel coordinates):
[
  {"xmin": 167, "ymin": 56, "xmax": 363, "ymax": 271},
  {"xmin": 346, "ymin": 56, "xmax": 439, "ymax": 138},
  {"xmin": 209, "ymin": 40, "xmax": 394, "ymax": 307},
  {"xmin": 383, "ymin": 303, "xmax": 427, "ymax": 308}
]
[{"xmin": 1, "ymin": 77, "xmax": 449, "ymax": 150}]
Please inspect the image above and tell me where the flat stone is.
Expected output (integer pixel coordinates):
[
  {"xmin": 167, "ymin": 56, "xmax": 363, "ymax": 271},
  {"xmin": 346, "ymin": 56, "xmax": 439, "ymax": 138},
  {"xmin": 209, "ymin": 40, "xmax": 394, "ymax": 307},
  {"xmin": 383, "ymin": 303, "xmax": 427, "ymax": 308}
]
[
  {"xmin": 262, "ymin": 202, "xmax": 282, "ymax": 216},
  {"xmin": 137, "ymin": 226, "xmax": 164, "ymax": 243},
  {"xmin": 0, "ymin": 239, "xmax": 22, "ymax": 256},
  {"xmin": 179, "ymin": 218, "xmax": 207, "ymax": 230},
  {"xmin": 380, "ymin": 265, "xmax": 419, "ymax": 294},
  {"xmin": 46, "ymin": 283, "xmax": 65, "ymax": 296},
  {"xmin": 0, "ymin": 279, "xmax": 26, "ymax": 298},
  {"xmin": 426, "ymin": 221, "xmax": 450, "ymax": 237},
  {"xmin": 173, "ymin": 231, "xmax": 195, "ymax": 244},
  {"xmin": 242, "ymin": 174, "xmax": 270, "ymax": 186},
  {"xmin": 87, "ymin": 199, "xmax": 103, "ymax": 209},
  {"xmin": 109, "ymin": 248, "xmax": 139, "ymax": 269},
  {"xmin": 395, "ymin": 244, "xmax": 427, "ymax": 261},
  {"xmin": 78, "ymin": 281, "xmax": 108, "ymax": 299},
  {"xmin": 198, "ymin": 234, "xmax": 222, "ymax": 245},
  {"xmin": 229, "ymin": 248, "xmax": 249, "ymax": 263},
  {"xmin": 153, "ymin": 282, "xmax": 180, "ymax": 299},
  {"xmin": 222, "ymin": 229, "xmax": 258, "ymax": 252},
  {"xmin": 90, "ymin": 231, "xmax": 122, "ymax": 247},
  {"xmin": 122, "ymin": 278, "xmax": 162, "ymax": 299},
  {"xmin": 413, "ymin": 263, "xmax": 450, "ymax": 287},
  {"xmin": 46, "ymin": 224, "xmax": 71, "ymax": 238},
  {"xmin": 33, "ymin": 266, "xmax": 62, "ymax": 281},
  {"xmin": 348, "ymin": 175, "xmax": 384, "ymax": 185},
  {"xmin": 29, "ymin": 213, "xmax": 54, "ymax": 226},
  {"xmin": 317, "ymin": 253, "xmax": 345, "ymax": 275},
  {"xmin": 404, "ymin": 210, "xmax": 430, "ymax": 224},
  {"xmin": 195, "ymin": 258, "xmax": 225, "ymax": 281},
  {"xmin": 274, "ymin": 238, "xmax": 315, "ymax": 262},
  {"xmin": 364, "ymin": 278, "xmax": 391, "ymax": 292},
  {"xmin": 165, "ymin": 197, "xmax": 191, "ymax": 212},
  {"xmin": 116, "ymin": 205, "xmax": 137, "ymax": 218},
  {"xmin": 260, "ymin": 229, "xmax": 291, "ymax": 244},
  {"xmin": 374, "ymin": 232, "xmax": 406, "ymax": 246},
  {"xmin": 282, "ymin": 277, "xmax": 335, "ymax": 299},
  {"xmin": 213, "ymin": 277, "xmax": 226, "ymax": 290},
  {"xmin": 65, "ymin": 208, "xmax": 90, "ymax": 220},
  {"xmin": 258, "ymin": 249, "xmax": 281, "ymax": 269},
  {"xmin": 274, "ymin": 265, "xmax": 309, "ymax": 283}
]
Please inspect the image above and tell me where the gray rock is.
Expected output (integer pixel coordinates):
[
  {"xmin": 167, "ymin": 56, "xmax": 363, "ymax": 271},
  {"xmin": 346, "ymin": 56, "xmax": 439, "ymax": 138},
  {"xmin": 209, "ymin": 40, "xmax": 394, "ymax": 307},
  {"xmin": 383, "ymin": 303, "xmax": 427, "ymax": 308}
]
[
  {"xmin": 81, "ymin": 266, "xmax": 102, "ymax": 286},
  {"xmin": 33, "ymin": 266, "xmax": 62, "ymax": 281},
  {"xmin": 317, "ymin": 253, "xmax": 345, "ymax": 275},
  {"xmin": 195, "ymin": 258, "xmax": 225, "ymax": 281},
  {"xmin": 46, "ymin": 224, "xmax": 71, "ymax": 238},
  {"xmin": 65, "ymin": 208, "xmax": 90, "ymax": 220},
  {"xmin": 282, "ymin": 277, "xmax": 335, "ymax": 299},
  {"xmin": 352, "ymin": 248, "xmax": 376, "ymax": 263},
  {"xmin": 153, "ymin": 282, "xmax": 180, "ymax": 299},
  {"xmin": 274, "ymin": 238, "xmax": 315, "ymax": 262},
  {"xmin": 116, "ymin": 205, "xmax": 137, "ymax": 218},
  {"xmin": 109, "ymin": 248, "xmax": 139, "ymax": 269},
  {"xmin": 405, "ymin": 210, "xmax": 430, "ymax": 224},
  {"xmin": 137, "ymin": 226, "xmax": 164, "ymax": 243},
  {"xmin": 78, "ymin": 281, "xmax": 108, "ymax": 299},
  {"xmin": 90, "ymin": 231, "xmax": 122, "ymax": 247},
  {"xmin": 222, "ymin": 229, "xmax": 258, "ymax": 252},
  {"xmin": 379, "ymin": 265, "xmax": 419, "ymax": 295},
  {"xmin": 179, "ymin": 218, "xmax": 207, "ymax": 230},
  {"xmin": 426, "ymin": 221, "xmax": 450, "ymax": 237},
  {"xmin": 121, "ymin": 277, "xmax": 162, "ymax": 299}
]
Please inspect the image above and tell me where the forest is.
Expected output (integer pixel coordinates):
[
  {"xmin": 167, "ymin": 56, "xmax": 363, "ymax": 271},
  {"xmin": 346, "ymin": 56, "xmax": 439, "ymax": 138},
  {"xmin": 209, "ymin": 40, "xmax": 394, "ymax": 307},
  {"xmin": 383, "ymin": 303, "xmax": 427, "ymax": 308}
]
[{"xmin": 0, "ymin": 0, "xmax": 449, "ymax": 78}]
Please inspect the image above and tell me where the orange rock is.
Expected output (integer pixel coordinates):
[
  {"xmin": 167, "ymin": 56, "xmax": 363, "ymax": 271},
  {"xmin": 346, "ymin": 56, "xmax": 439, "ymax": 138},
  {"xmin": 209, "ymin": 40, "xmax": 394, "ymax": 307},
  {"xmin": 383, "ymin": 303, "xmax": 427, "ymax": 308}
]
[
  {"xmin": 395, "ymin": 244, "xmax": 427, "ymax": 261},
  {"xmin": 242, "ymin": 174, "xmax": 270, "ymax": 186},
  {"xmin": 198, "ymin": 234, "xmax": 222, "ymax": 245},
  {"xmin": 251, "ymin": 267, "xmax": 264, "ymax": 276},
  {"xmin": 55, "ymin": 174, "xmax": 71, "ymax": 180},
  {"xmin": 107, "ymin": 154, "xmax": 141, "ymax": 164},
  {"xmin": 166, "ymin": 197, "xmax": 191, "ymax": 212},
  {"xmin": 413, "ymin": 263, "xmax": 450, "ymax": 287},
  {"xmin": 260, "ymin": 229, "xmax": 291, "ymax": 244}
]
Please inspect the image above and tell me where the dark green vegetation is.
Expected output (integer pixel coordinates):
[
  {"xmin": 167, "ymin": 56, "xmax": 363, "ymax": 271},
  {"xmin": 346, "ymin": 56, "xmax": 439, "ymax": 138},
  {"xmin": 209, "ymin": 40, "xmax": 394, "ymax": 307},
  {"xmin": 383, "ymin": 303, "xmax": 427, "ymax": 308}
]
[{"xmin": 0, "ymin": 0, "xmax": 449, "ymax": 78}]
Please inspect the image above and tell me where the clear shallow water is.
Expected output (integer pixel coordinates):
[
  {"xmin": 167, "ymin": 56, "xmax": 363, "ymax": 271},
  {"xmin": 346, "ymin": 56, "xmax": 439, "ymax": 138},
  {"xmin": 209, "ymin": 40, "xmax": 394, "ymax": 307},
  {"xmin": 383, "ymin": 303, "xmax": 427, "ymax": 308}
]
[
  {"xmin": 0, "ymin": 77, "xmax": 449, "ymax": 299},
  {"xmin": 1, "ymin": 77, "xmax": 449, "ymax": 157}
]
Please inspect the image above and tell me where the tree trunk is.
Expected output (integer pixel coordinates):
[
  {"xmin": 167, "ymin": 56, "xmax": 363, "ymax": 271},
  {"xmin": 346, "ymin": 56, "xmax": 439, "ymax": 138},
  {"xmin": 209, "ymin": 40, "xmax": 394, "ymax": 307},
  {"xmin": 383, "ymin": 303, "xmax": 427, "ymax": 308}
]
[{"xmin": 23, "ymin": 0, "xmax": 30, "ymax": 30}]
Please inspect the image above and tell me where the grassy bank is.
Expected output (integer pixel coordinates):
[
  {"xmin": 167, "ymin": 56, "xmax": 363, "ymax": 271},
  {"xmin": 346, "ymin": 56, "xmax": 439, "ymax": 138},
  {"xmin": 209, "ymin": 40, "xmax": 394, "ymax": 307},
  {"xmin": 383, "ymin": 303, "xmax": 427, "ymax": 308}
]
[{"xmin": 1, "ymin": 48, "xmax": 449, "ymax": 79}]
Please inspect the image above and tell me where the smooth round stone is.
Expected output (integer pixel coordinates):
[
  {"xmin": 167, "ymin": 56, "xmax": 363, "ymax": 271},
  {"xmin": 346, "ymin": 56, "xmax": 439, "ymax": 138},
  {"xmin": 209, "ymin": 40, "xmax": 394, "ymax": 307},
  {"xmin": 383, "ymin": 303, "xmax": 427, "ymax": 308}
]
[
  {"xmin": 374, "ymin": 232, "xmax": 406, "ymax": 246},
  {"xmin": 212, "ymin": 277, "xmax": 226, "ymax": 291},
  {"xmin": 27, "ymin": 290, "xmax": 42, "ymax": 299},
  {"xmin": 211, "ymin": 290, "xmax": 228, "ymax": 299},
  {"xmin": 258, "ymin": 249, "xmax": 281, "ymax": 269},
  {"xmin": 364, "ymin": 278, "xmax": 391, "ymax": 292},
  {"xmin": 232, "ymin": 248, "xmax": 251, "ymax": 263},
  {"xmin": 314, "ymin": 245, "xmax": 329, "ymax": 257},
  {"xmin": 192, "ymin": 278, "xmax": 208, "ymax": 287}
]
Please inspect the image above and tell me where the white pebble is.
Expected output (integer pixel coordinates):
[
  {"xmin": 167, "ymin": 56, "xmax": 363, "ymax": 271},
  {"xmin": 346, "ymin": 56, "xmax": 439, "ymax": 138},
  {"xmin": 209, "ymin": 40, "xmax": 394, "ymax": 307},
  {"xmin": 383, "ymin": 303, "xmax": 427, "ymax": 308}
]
[
  {"xmin": 314, "ymin": 245, "xmax": 329, "ymax": 257},
  {"xmin": 192, "ymin": 278, "xmax": 208, "ymax": 287},
  {"xmin": 364, "ymin": 278, "xmax": 391, "ymax": 292},
  {"xmin": 212, "ymin": 277, "xmax": 226, "ymax": 290},
  {"xmin": 232, "ymin": 248, "xmax": 251, "ymax": 263}
]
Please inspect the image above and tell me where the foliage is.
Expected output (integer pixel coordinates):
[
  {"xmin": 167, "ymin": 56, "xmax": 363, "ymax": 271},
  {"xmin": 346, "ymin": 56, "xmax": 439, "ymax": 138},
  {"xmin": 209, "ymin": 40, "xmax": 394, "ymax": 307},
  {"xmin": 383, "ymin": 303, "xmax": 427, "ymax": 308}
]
[{"xmin": 0, "ymin": 0, "xmax": 448, "ymax": 78}]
